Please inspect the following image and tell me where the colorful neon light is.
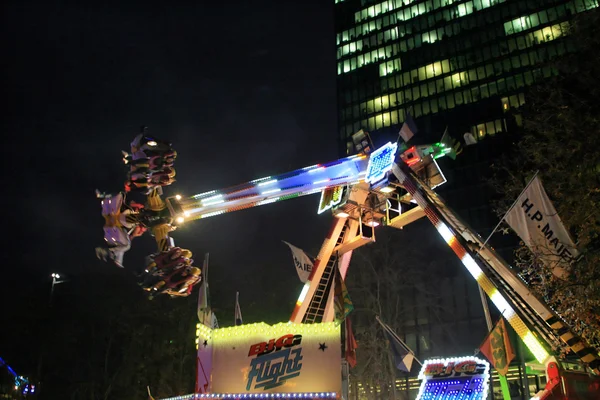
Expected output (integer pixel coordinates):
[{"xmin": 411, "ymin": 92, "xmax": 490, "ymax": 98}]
[
  {"xmin": 416, "ymin": 356, "xmax": 490, "ymax": 400},
  {"xmin": 160, "ymin": 393, "xmax": 338, "ymax": 400},
  {"xmin": 317, "ymin": 186, "xmax": 345, "ymax": 215},
  {"xmin": 391, "ymin": 163, "xmax": 550, "ymax": 364},
  {"xmin": 365, "ymin": 142, "xmax": 398, "ymax": 184}
]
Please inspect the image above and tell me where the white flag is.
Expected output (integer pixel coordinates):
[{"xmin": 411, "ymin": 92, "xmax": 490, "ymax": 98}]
[
  {"xmin": 505, "ymin": 176, "xmax": 579, "ymax": 278},
  {"xmin": 399, "ymin": 112, "xmax": 418, "ymax": 143},
  {"xmin": 234, "ymin": 292, "xmax": 243, "ymax": 326},
  {"xmin": 282, "ymin": 241, "xmax": 314, "ymax": 283},
  {"xmin": 464, "ymin": 132, "xmax": 477, "ymax": 145},
  {"xmin": 211, "ymin": 312, "xmax": 219, "ymax": 329}
]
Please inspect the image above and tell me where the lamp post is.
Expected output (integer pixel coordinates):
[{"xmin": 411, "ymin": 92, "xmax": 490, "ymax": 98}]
[
  {"xmin": 49, "ymin": 273, "xmax": 66, "ymax": 306},
  {"xmin": 38, "ymin": 273, "xmax": 68, "ymax": 392}
]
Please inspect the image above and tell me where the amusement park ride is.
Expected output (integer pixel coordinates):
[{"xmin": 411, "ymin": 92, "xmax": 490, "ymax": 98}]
[{"xmin": 97, "ymin": 128, "xmax": 599, "ymax": 400}]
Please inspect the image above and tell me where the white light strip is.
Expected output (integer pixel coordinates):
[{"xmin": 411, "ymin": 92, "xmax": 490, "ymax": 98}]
[
  {"xmin": 202, "ymin": 194, "xmax": 223, "ymax": 202},
  {"xmin": 436, "ymin": 222, "xmax": 454, "ymax": 244},
  {"xmin": 308, "ymin": 167, "xmax": 325, "ymax": 174},
  {"xmin": 202, "ymin": 199, "xmax": 225, "ymax": 206},
  {"xmin": 192, "ymin": 190, "xmax": 216, "ymax": 199},
  {"xmin": 250, "ymin": 176, "xmax": 272, "ymax": 183},
  {"xmin": 297, "ymin": 283, "xmax": 311, "ymax": 304},
  {"xmin": 201, "ymin": 211, "xmax": 225, "ymax": 219},
  {"xmin": 461, "ymin": 254, "xmax": 483, "ymax": 281},
  {"xmin": 261, "ymin": 188, "xmax": 281, "ymax": 195},
  {"xmin": 313, "ymin": 179, "xmax": 331, "ymax": 185},
  {"xmin": 257, "ymin": 179, "xmax": 278, "ymax": 187},
  {"xmin": 489, "ymin": 289, "xmax": 516, "ymax": 320}
]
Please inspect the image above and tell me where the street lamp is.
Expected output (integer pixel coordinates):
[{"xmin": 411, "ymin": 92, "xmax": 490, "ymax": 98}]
[{"xmin": 49, "ymin": 273, "xmax": 67, "ymax": 305}]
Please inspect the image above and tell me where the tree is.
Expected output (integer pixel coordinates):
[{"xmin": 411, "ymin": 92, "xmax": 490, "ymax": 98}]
[
  {"xmin": 491, "ymin": 9, "xmax": 600, "ymax": 351},
  {"xmin": 29, "ymin": 270, "xmax": 197, "ymax": 399},
  {"xmin": 346, "ymin": 226, "xmax": 473, "ymax": 400}
]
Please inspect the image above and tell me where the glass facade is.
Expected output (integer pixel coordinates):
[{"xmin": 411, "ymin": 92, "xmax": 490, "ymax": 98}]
[
  {"xmin": 335, "ymin": 0, "xmax": 599, "ymax": 153},
  {"xmin": 335, "ymin": 1, "xmax": 598, "ymax": 398}
]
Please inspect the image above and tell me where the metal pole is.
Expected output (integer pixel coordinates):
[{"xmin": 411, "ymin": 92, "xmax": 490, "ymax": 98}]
[
  {"xmin": 386, "ymin": 351, "xmax": 398, "ymax": 400},
  {"xmin": 478, "ymin": 288, "xmax": 511, "ymax": 400},
  {"xmin": 49, "ymin": 277, "xmax": 56, "ymax": 306},
  {"xmin": 478, "ymin": 287, "xmax": 495, "ymax": 400},
  {"xmin": 519, "ymin": 340, "xmax": 530, "ymax": 399},
  {"xmin": 479, "ymin": 287, "xmax": 493, "ymax": 331}
]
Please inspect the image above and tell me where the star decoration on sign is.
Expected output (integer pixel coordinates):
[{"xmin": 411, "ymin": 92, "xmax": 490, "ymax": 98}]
[
  {"xmin": 319, "ymin": 343, "xmax": 328, "ymax": 352},
  {"xmin": 202, "ymin": 340, "xmax": 208, "ymax": 347}
]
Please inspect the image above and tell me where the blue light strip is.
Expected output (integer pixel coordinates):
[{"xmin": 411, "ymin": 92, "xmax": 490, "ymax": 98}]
[
  {"xmin": 365, "ymin": 142, "xmax": 398, "ymax": 184},
  {"xmin": 182, "ymin": 154, "xmax": 369, "ymax": 219}
]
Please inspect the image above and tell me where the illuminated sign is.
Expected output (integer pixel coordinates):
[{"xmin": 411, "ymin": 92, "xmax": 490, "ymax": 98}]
[
  {"xmin": 365, "ymin": 142, "xmax": 398, "ymax": 184},
  {"xmin": 416, "ymin": 356, "xmax": 490, "ymax": 400},
  {"xmin": 317, "ymin": 186, "xmax": 345, "ymax": 214},
  {"xmin": 247, "ymin": 334, "xmax": 304, "ymax": 390},
  {"xmin": 197, "ymin": 322, "xmax": 341, "ymax": 394}
]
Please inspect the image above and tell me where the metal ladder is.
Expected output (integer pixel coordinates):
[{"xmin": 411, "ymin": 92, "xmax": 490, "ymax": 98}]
[{"xmin": 303, "ymin": 223, "xmax": 349, "ymax": 323}]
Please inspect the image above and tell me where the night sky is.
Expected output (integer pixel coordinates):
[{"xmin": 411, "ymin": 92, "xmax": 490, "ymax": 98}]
[{"xmin": 3, "ymin": 1, "xmax": 339, "ymax": 324}]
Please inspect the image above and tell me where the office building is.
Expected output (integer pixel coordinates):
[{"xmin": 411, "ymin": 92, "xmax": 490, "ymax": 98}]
[{"xmin": 335, "ymin": 1, "xmax": 598, "ymax": 398}]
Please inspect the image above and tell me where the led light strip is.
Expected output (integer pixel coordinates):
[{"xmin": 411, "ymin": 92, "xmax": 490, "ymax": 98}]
[
  {"xmin": 391, "ymin": 163, "xmax": 549, "ymax": 364},
  {"xmin": 415, "ymin": 356, "xmax": 490, "ymax": 400},
  {"xmin": 160, "ymin": 393, "xmax": 338, "ymax": 400}
]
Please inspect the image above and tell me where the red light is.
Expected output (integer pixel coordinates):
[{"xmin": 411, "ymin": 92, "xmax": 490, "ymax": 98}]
[{"xmin": 402, "ymin": 146, "xmax": 421, "ymax": 166}]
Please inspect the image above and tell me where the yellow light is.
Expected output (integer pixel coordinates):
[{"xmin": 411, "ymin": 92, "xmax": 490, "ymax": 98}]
[
  {"xmin": 147, "ymin": 140, "xmax": 157, "ymax": 146},
  {"xmin": 335, "ymin": 211, "xmax": 349, "ymax": 218},
  {"xmin": 175, "ymin": 194, "xmax": 182, "ymax": 200},
  {"xmin": 522, "ymin": 332, "xmax": 549, "ymax": 363},
  {"xmin": 380, "ymin": 186, "xmax": 395, "ymax": 193},
  {"xmin": 176, "ymin": 217, "xmax": 184, "ymax": 224}
]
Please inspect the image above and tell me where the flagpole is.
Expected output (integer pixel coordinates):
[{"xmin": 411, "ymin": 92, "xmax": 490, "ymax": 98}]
[
  {"xmin": 198, "ymin": 253, "xmax": 210, "ymax": 325},
  {"xmin": 376, "ymin": 316, "xmax": 423, "ymax": 366},
  {"xmin": 476, "ymin": 171, "xmax": 539, "ymax": 255}
]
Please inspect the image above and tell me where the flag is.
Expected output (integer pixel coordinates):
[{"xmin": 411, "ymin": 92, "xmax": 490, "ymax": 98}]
[
  {"xmin": 504, "ymin": 176, "xmax": 579, "ymax": 278},
  {"xmin": 479, "ymin": 318, "xmax": 515, "ymax": 376},
  {"xmin": 282, "ymin": 241, "xmax": 314, "ymax": 283},
  {"xmin": 352, "ymin": 129, "xmax": 374, "ymax": 154},
  {"xmin": 377, "ymin": 317, "xmax": 416, "ymax": 372},
  {"xmin": 399, "ymin": 112, "xmax": 418, "ymax": 143},
  {"xmin": 235, "ymin": 291, "xmax": 243, "ymax": 325},
  {"xmin": 211, "ymin": 311, "xmax": 219, "ymax": 329},
  {"xmin": 440, "ymin": 127, "xmax": 463, "ymax": 160},
  {"xmin": 334, "ymin": 265, "xmax": 354, "ymax": 323},
  {"xmin": 345, "ymin": 317, "xmax": 358, "ymax": 368},
  {"xmin": 464, "ymin": 132, "xmax": 477, "ymax": 145},
  {"xmin": 197, "ymin": 254, "xmax": 212, "ymax": 327}
]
